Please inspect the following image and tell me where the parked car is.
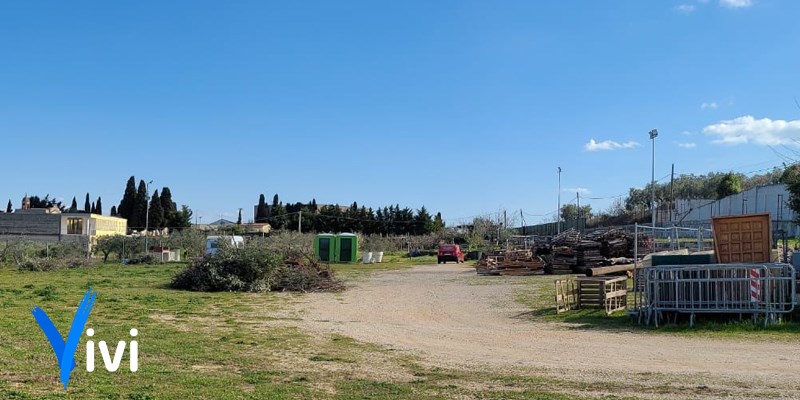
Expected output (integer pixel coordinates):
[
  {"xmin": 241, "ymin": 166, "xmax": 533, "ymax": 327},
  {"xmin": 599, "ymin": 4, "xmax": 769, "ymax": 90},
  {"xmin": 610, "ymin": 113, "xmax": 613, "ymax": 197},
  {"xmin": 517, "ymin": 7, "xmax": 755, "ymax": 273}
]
[{"xmin": 437, "ymin": 244, "xmax": 465, "ymax": 264}]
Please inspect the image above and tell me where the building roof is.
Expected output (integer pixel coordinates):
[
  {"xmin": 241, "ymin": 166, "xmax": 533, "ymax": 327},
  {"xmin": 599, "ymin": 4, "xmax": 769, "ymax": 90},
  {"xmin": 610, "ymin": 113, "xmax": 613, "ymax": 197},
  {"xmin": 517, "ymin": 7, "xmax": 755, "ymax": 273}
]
[{"xmin": 208, "ymin": 218, "xmax": 237, "ymax": 226}]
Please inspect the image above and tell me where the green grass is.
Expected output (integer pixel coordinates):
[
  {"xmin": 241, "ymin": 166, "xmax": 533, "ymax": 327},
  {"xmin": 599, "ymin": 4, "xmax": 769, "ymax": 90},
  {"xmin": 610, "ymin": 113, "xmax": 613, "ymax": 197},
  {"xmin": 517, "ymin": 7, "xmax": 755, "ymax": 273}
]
[
  {"xmin": 0, "ymin": 262, "xmax": 643, "ymax": 399},
  {"xmin": 507, "ymin": 274, "xmax": 800, "ymax": 339}
]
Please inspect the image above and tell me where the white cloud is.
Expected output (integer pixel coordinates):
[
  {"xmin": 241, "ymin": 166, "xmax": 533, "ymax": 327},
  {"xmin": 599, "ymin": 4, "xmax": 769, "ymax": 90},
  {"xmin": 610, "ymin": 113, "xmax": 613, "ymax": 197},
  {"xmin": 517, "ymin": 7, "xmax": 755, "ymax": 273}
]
[
  {"xmin": 584, "ymin": 139, "xmax": 640, "ymax": 151},
  {"xmin": 675, "ymin": 4, "xmax": 695, "ymax": 13},
  {"xmin": 720, "ymin": 0, "xmax": 753, "ymax": 8},
  {"xmin": 701, "ymin": 101, "xmax": 718, "ymax": 110},
  {"xmin": 677, "ymin": 142, "xmax": 697, "ymax": 149},
  {"xmin": 564, "ymin": 188, "xmax": 591, "ymax": 195},
  {"xmin": 680, "ymin": 130, "xmax": 693, "ymax": 136},
  {"xmin": 703, "ymin": 115, "xmax": 800, "ymax": 146}
]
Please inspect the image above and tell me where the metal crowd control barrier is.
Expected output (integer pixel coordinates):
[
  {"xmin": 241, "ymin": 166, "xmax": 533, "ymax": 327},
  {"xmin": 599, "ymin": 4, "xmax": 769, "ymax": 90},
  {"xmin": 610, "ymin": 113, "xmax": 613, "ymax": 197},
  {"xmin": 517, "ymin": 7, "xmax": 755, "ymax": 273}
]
[
  {"xmin": 631, "ymin": 224, "xmax": 714, "ymax": 312},
  {"xmin": 637, "ymin": 263, "xmax": 796, "ymax": 327}
]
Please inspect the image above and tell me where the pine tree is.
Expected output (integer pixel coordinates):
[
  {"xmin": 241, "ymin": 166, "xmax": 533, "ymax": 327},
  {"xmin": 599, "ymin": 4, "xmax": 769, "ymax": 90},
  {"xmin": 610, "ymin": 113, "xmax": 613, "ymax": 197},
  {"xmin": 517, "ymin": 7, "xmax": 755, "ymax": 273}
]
[
  {"xmin": 255, "ymin": 194, "xmax": 268, "ymax": 223},
  {"xmin": 96, "ymin": 197, "xmax": 103, "ymax": 216},
  {"xmin": 174, "ymin": 205, "xmax": 193, "ymax": 229},
  {"xmin": 6, "ymin": 200, "xmax": 11, "ymax": 213},
  {"xmin": 69, "ymin": 197, "xmax": 78, "ymax": 213},
  {"xmin": 84, "ymin": 193, "xmax": 91, "ymax": 213},
  {"xmin": 413, "ymin": 206, "xmax": 433, "ymax": 235},
  {"xmin": 110, "ymin": 205, "xmax": 117, "ymax": 216},
  {"xmin": 148, "ymin": 190, "xmax": 165, "ymax": 229},
  {"xmin": 118, "ymin": 176, "xmax": 137, "ymax": 219}
]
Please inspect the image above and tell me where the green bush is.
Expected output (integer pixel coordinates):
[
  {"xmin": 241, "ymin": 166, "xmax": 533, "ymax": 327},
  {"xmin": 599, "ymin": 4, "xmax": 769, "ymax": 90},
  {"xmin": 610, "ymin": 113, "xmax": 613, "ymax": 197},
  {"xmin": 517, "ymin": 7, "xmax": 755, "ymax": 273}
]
[
  {"xmin": 18, "ymin": 257, "xmax": 93, "ymax": 271},
  {"xmin": 170, "ymin": 241, "xmax": 342, "ymax": 293},
  {"xmin": 126, "ymin": 254, "xmax": 160, "ymax": 265},
  {"xmin": 171, "ymin": 247, "xmax": 283, "ymax": 292}
]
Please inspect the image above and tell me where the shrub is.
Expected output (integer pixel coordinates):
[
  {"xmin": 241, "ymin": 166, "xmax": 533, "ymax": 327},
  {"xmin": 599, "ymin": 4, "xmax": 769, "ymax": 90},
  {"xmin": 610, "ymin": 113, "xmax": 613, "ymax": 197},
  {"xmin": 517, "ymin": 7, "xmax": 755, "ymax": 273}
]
[
  {"xmin": 18, "ymin": 257, "xmax": 94, "ymax": 271},
  {"xmin": 170, "ymin": 238, "xmax": 342, "ymax": 293},
  {"xmin": 171, "ymin": 246, "xmax": 282, "ymax": 292},
  {"xmin": 126, "ymin": 254, "xmax": 160, "ymax": 265}
]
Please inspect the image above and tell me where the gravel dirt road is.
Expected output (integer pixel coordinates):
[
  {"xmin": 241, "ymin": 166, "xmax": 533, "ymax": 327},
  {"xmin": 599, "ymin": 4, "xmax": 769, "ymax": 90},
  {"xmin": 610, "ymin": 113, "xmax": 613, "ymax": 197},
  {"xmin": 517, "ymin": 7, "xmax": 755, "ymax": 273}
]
[{"xmin": 295, "ymin": 264, "xmax": 800, "ymax": 398}]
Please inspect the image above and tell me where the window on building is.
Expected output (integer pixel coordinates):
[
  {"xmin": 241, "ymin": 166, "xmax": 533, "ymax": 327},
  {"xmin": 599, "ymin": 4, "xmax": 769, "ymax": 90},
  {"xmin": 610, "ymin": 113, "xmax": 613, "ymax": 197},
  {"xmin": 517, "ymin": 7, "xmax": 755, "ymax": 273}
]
[{"xmin": 67, "ymin": 218, "xmax": 83, "ymax": 235}]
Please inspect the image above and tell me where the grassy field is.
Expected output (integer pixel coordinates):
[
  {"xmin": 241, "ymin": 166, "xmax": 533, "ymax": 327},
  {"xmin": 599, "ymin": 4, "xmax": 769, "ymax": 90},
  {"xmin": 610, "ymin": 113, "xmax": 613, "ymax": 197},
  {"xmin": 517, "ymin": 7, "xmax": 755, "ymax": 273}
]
[{"xmin": 0, "ymin": 262, "xmax": 638, "ymax": 400}]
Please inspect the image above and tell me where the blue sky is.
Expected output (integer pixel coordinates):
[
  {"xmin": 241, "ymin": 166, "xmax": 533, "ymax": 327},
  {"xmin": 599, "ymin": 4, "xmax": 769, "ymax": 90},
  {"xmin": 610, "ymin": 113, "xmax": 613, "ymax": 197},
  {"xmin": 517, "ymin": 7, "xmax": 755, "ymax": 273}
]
[{"xmin": 1, "ymin": 0, "xmax": 799, "ymax": 226}]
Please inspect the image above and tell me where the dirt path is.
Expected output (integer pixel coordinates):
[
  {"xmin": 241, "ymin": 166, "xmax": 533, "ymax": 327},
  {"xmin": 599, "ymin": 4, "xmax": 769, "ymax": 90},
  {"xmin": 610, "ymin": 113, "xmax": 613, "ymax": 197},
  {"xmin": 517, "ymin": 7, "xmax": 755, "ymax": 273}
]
[{"xmin": 296, "ymin": 264, "xmax": 800, "ymax": 397}]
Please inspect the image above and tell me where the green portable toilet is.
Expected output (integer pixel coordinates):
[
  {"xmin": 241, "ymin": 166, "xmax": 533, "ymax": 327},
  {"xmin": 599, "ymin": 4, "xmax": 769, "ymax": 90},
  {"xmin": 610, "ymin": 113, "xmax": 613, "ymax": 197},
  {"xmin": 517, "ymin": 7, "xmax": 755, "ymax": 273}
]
[
  {"xmin": 314, "ymin": 234, "xmax": 336, "ymax": 262},
  {"xmin": 335, "ymin": 233, "xmax": 358, "ymax": 263}
]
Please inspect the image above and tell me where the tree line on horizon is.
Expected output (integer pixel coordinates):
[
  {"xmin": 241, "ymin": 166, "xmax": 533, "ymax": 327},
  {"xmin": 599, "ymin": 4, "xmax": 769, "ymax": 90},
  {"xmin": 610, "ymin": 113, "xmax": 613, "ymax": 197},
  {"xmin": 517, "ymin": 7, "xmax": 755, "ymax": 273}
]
[
  {"xmin": 253, "ymin": 193, "xmax": 445, "ymax": 235},
  {"xmin": 115, "ymin": 176, "xmax": 193, "ymax": 230}
]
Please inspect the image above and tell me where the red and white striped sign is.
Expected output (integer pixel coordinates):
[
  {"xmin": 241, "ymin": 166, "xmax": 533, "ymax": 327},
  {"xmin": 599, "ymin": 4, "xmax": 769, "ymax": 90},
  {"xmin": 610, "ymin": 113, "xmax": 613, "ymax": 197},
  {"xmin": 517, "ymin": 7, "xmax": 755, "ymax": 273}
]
[{"xmin": 750, "ymin": 268, "xmax": 761, "ymax": 302}]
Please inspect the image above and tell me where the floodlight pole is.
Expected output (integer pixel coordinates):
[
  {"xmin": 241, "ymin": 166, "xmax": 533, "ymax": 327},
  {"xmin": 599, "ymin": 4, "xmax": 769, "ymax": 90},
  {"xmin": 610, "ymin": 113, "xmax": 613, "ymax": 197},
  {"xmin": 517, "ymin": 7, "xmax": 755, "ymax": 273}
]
[{"xmin": 649, "ymin": 129, "xmax": 658, "ymax": 251}]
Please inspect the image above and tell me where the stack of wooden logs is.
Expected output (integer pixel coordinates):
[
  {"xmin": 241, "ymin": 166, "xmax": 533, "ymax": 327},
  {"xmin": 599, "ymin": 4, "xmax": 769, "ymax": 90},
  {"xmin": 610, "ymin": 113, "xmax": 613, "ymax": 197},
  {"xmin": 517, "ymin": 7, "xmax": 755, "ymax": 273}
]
[{"xmin": 476, "ymin": 250, "xmax": 545, "ymax": 276}]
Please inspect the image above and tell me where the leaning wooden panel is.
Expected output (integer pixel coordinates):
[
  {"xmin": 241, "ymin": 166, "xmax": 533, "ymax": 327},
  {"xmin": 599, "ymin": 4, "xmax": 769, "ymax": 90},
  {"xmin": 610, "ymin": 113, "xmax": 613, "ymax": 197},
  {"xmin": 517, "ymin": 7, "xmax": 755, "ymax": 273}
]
[{"xmin": 712, "ymin": 213, "xmax": 772, "ymax": 264}]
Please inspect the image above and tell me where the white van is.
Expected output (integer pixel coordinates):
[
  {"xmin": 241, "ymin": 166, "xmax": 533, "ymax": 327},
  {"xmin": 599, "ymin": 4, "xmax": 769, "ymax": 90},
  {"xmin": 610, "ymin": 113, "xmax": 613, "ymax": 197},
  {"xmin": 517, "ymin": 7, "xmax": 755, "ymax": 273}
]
[{"xmin": 205, "ymin": 235, "xmax": 244, "ymax": 254}]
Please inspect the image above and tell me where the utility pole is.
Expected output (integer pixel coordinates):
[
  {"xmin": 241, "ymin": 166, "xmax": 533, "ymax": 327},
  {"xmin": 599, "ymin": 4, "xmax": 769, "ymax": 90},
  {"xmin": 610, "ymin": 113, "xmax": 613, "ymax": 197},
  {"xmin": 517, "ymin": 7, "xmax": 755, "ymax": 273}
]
[
  {"xmin": 520, "ymin": 209, "xmax": 525, "ymax": 236},
  {"xmin": 576, "ymin": 191, "xmax": 581, "ymax": 233},
  {"xmin": 298, "ymin": 211, "xmax": 302, "ymax": 233},
  {"xmin": 503, "ymin": 210, "xmax": 507, "ymax": 230},
  {"xmin": 557, "ymin": 167, "xmax": 562, "ymax": 235}
]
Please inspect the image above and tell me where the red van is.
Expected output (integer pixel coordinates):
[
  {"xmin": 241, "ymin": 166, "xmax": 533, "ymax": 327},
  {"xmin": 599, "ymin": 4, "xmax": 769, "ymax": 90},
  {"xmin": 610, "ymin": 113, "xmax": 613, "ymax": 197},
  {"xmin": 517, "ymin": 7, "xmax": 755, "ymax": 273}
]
[{"xmin": 437, "ymin": 244, "xmax": 465, "ymax": 264}]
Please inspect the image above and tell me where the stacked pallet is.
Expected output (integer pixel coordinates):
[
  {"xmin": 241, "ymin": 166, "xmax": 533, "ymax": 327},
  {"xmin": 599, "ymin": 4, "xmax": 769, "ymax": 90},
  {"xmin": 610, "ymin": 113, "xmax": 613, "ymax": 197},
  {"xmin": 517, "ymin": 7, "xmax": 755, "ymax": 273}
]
[
  {"xmin": 552, "ymin": 228, "xmax": 580, "ymax": 247},
  {"xmin": 475, "ymin": 254, "xmax": 501, "ymax": 275},
  {"xmin": 476, "ymin": 251, "xmax": 545, "ymax": 276},
  {"xmin": 576, "ymin": 240, "xmax": 604, "ymax": 272},
  {"xmin": 586, "ymin": 229, "xmax": 634, "ymax": 258},
  {"xmin": 547, "ymin": 246, "xmax": 576, "ymax": 274}
]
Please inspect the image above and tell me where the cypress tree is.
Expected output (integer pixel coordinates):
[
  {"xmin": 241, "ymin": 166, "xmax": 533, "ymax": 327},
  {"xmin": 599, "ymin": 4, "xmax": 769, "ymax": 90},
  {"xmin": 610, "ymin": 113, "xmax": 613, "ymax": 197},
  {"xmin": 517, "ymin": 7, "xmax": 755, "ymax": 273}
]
[
  {"xmin": 433, "ymin": 212, "xmax": 445, "ymax": 232},
  {"xmin": 255, "ymin": 194, "xmax": 268, "ymax": 223},
  {"xmin": 96, "ymin": 197, "xmax": 103, "ymax": 216},
  {"xmin": 237, "ymin": 209, "xmax": 242, "ymax": 225},
  {"xmin": 6, "ymin": 200, "xmax": 11, "ymax": 213},
  {"xmin": 69, "ymin": 197, "xmax": 78, "ymax": 213},
  {"xmin": 84, "ymin": 193, "xmax": 91, "ymax": 213},
  {"xmin": 91, "ymin": 201, "xmax": 96, "ymax": 214},
  {"xmin": 110, "ymin": 205, "xmax": 117, "ymax": 216},
  {"xmin": 160, "ymin": 187, "xmax": 178, "ymax": 226},
  {"xmin": 148, "ymin": 190, "xmax": 165, "ymax": 229},
  {"xmin": 118, "ymin": 176, "xmax": 137, "ymax": 219},
  {"xmin": 131, "ymin": 180, "xmax": 148, "ymax": 229}
]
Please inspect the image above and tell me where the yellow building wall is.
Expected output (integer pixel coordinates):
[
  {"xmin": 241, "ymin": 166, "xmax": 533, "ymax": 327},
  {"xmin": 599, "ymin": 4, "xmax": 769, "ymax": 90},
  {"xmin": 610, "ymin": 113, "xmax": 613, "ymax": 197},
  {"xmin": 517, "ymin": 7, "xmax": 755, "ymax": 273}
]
[{"xmin": 90, "ymin": 215, "xmax": 128, "ymax": 237}]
